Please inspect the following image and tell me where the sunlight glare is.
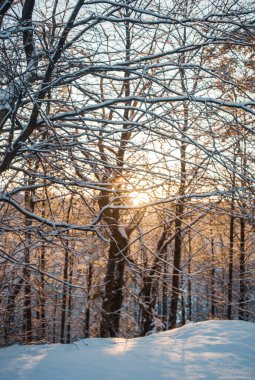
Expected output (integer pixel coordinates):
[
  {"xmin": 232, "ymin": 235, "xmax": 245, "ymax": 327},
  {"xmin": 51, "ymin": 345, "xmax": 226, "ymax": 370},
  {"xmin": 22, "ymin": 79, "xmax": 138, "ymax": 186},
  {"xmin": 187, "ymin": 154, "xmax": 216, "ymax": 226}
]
[{"xmin": 130, "ymin": 191, "xmax": 150, "ymax": 206}]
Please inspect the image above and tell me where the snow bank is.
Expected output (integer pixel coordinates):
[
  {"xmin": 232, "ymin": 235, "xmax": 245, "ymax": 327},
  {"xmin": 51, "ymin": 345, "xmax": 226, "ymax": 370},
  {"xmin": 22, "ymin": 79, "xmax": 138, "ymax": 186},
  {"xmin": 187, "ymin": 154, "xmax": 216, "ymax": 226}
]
[{"xmin": 0, "ymin": 320, "xmax": 254, "ymax": 380}]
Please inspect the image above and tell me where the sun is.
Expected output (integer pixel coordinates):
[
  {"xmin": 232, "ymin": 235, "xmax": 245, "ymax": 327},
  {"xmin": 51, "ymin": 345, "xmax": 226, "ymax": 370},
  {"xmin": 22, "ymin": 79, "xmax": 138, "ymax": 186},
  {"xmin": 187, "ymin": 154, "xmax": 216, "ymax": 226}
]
[{"xmin": 129, "ymin": 191, "xmax": 150, "ymax": 206}]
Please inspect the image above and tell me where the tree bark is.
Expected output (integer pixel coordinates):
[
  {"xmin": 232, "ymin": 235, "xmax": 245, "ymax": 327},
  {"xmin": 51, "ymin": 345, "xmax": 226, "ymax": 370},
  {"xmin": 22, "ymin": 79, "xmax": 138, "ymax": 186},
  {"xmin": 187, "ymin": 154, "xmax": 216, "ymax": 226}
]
[
  {"xmin": 227, "ymin": 196, "xmax": 235, "ymax": 320},
  {"xmin": 169, "ymin": 203, "xmax": 184, "ymax": 329},
  {"xmin": 60, "ymin": 197, "xmax": 73, "ymax": 343},
  {"xmin": 211, "ymin": 237, "xmax": 216, "ymax": 317},
  {"xmin": 140, "ymin": 228, "xmax": 168, "ymax": 335},
  {"xmin": 100, "ymin": 226, "xmax": 128, "ymax": 337},
  {"xmin": 84, "ymin": 263, "xmax": 93, "ymax": 338},
  {"xmin": 22, "ymin": 177, "xmax": 35, "ymax": 343},
  {"xmin": 187, "ymin": 230, "xmax": 192, "ymax": 321},
  {"xmin": 239, "ymin": 213, "xmax": 245, "ymax": 319}
]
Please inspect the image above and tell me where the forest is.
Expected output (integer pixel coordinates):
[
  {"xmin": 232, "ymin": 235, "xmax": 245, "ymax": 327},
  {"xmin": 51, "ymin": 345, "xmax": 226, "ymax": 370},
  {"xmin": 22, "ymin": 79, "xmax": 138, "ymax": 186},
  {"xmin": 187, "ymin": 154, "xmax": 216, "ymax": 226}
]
[{"xmin": 0, "ymin": 0, "xmax": 255, "ymax": 346}]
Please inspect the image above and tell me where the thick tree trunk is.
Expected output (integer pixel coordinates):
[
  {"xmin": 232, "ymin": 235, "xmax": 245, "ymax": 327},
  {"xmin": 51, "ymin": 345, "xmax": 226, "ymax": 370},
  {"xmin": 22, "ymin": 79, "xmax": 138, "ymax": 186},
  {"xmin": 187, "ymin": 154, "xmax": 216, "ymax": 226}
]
[
  {"xmin": 100, "ymin": 227, "xmax": 128, "ymax": 337},
  {"xmin": 140, "ymin": 229, "xmax": 167, "ymax": 336},
  {"xmin": 99, "ymin": 7, "xmax": 133, "ymax": 338}
]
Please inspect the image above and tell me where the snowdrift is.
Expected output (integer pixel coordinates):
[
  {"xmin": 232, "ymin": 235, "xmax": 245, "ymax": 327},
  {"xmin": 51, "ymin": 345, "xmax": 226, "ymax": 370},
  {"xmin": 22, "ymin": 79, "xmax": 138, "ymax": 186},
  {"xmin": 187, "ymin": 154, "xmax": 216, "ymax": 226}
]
[{"xmin": 0, "ymin": 320, "xmax": 254, "ymax": 380}]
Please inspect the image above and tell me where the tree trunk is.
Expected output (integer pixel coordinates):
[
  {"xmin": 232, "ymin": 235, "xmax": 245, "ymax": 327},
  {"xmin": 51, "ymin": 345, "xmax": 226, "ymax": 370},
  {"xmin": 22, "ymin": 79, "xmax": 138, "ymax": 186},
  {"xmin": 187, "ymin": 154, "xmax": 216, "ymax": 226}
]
[
  {"xmin": 140, "ymin": 228, "xmax": 168, "ymax": 335},
  {"xmin": 169, "ymin": 91, "xmax": 187, "ymax": 328},
  {"xmin": 227, "ymin": 197, "xmax": 235, "ymax": 320},
  {"xmin": 187, "ymin": 231, "xmax": 192, "ymax": 321},
  {"xmin": 39, "ymin": 242, "xmax": 46, "ymax": 341},
  {"xmin": 38, "ymin": 192, "xmax": 47, "ymax": 341},
  {"xmin": 60, "ymin": 248, "xmax": 69, "ymax": 343},
  {"xmin": 23, "ymin": 182, "xmax": 35, "ymax": 343},
  {"xmin": 239, "ymin": 213, "xmax": 245, "ymax": 319},
  {"xmin": 100, "ymin": 226, "xmax": 128, "ymax": 337},
  {"xmin": 84, "ymin": 263, "xmax": 93, "ymax": 338},
  {"xmin": 181, "ymin": 275, "xmax": 186, "ymax": 326},
  {"xmin": 60, "ymin": 197, "xmax": 73, "ymax": 343},
  {"xmin": 211, "ymin": 237, "xmax": 216, "ymax": 317},
  {"xmin": 239, "ymin": 140, "xmax": 246, "ymax": 320},
  {"xmin": 169, "ymin": 205, "xmax": 184, "ymax": 329},
  {"xmin": 52, "ymin": 294, "xmax": 57, "ymax": 343},
  {"xmin": 162, "ymin": 260, "xmax": 168, "ymax": 330},
  {"xmin": 66, "ymin": 255, "xmax": 73, "ymax": 344},
  {"xmin": 4, "ymin": 279, "xmax": 23, "ymax": 345}
]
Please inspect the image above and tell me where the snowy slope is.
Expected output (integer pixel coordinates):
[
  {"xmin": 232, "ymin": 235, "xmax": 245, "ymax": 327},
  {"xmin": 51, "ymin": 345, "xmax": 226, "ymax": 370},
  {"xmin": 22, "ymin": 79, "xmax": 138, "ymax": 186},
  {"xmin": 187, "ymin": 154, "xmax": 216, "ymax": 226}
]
[{"xmin": 0, "ymin": 320, "xmax": 255, "ymax": 380}]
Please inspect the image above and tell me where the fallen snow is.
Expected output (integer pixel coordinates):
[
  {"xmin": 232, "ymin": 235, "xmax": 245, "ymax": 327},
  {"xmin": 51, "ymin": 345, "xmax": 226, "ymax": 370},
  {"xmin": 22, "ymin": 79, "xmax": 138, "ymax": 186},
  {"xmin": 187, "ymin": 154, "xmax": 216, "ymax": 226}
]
[{"xmin": 1, "ymin": 320, "xmax": 255, "ymax": 380}]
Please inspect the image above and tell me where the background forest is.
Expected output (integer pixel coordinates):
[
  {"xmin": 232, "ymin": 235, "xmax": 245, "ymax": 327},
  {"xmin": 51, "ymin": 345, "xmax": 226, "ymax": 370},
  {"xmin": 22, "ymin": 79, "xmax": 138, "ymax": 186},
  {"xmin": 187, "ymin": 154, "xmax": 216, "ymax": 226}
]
[{"xmin": 1, "ymin": 0, "xmax": 255, "ymax": 345}]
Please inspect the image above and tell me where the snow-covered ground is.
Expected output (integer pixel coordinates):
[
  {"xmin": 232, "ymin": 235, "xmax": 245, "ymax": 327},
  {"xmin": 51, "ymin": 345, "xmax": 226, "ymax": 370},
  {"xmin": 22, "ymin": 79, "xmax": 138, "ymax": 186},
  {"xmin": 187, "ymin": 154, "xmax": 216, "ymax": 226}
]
[{"xmin": 1, "ymin": 320, "xmax": 255, "ymax": 380}]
